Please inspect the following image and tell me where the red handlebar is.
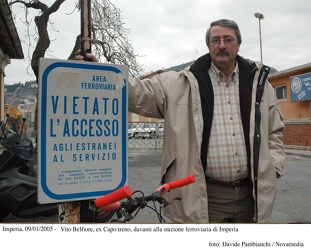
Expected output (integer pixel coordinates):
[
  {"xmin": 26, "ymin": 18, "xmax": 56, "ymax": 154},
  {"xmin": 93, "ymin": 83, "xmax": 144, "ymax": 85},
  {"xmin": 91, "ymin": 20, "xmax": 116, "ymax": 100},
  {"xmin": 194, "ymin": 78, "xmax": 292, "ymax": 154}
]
[
  {"xmin": 98, "ymin": 201, "xmax": 121, "ymax": 211},
  {"xmin": 94, "ymin": 185, "xmax": 132, "ymax": 209},
  {"xmin": 168, "ymin": 174, "xmax": 196, "ymax": 189},
  {"xmin": 93, "ymin": 174, "xmax": 196, "ymax": 209},
  {"xmin": 156, "ymin": 174, "xmax": 196, "ymax": 195}
]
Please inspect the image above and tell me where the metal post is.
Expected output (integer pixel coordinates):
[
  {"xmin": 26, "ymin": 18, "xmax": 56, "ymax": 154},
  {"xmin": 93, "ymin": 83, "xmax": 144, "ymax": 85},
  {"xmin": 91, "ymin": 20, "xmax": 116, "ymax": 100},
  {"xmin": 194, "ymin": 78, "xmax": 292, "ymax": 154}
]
[
  {"xmin": 258, "ymin": 19, "xmax": 263, "ymax": 63},
  {"xmin": 81, "ymin": 0, "xmax": 92, "ymax": 59},
  {"xmin": 254, "ymin": 12, "xmax": 264, "ymax": 63},
  {"xmin": 60, "ymin": 0, "xmax": 93, "ymax": 223},
  {"xmin": 79, "ymin": 0, "xmax": 94, "ymax": 222}
]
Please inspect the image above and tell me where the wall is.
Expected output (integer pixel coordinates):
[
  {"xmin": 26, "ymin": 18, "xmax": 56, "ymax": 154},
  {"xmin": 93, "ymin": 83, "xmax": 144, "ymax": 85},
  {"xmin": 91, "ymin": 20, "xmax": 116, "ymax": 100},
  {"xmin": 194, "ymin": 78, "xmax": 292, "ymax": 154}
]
[
  {"xmin": 268, "ymin": 64, "xmax": 311, "ymax": 150},
  {"xmin": 283, "ymin": 119, "xmax": 311, "ymax": 149},
  {"xmin": 0, "ymin": 49, "xmax": 10, "ymax": 120},
  {"xmin": 269, "ymin": 68, "xmax": 311, "ymax": 119},
  {"xmin": 128, "ymin": 112, "xmax": 161, "ymax": 123}
]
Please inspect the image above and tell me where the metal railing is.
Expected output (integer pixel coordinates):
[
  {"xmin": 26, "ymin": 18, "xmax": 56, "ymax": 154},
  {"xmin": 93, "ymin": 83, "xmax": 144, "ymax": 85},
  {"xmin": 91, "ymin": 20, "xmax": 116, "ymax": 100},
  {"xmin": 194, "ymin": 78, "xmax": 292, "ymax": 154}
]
[{"xmin": 128, "ymin": 122, "xmax": 164, "ymax": 149}]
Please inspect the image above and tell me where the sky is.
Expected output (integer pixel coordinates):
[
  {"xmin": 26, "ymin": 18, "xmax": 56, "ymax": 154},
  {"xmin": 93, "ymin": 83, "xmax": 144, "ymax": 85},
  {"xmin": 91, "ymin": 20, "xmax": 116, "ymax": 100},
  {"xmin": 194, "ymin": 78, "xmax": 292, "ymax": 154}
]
[{"xmin": 4, "ymin": 0, "xmax": 311, "ymax": 84}]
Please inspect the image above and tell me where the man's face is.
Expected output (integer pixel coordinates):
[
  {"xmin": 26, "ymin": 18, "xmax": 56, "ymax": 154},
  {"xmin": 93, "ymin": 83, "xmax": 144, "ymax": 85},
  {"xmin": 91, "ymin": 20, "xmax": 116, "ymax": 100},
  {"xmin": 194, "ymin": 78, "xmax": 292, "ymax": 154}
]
[{"xmin": 208, "ymin": 25, "xmax": 240, "ymax": 71}]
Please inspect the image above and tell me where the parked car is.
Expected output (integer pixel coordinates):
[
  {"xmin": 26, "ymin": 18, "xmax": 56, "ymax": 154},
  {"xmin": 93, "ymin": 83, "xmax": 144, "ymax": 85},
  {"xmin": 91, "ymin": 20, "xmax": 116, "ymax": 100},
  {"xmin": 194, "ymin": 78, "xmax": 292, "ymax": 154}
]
[
  {"xmin": 157, "ymin": 122, "xmax": 164, "ymax": 138},
  {"xmin": 134, "ymin": 123, "xmax": 155, "ymax": 139},
  {"xmin": 128, "ymin": 123, "xmax": 137, "ymax": 139},
  {"xmin": 128, "ymin": 122, "xmax": 165, "ymax": 139}
]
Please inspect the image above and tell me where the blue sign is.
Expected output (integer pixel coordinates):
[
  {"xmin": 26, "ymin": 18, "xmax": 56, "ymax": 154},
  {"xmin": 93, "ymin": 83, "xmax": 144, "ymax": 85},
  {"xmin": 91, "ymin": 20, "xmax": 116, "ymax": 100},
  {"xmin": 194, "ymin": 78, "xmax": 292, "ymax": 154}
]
[
  {"xmin": 37, "ymin": 58, "xmax": 128, "ymax": 204},
  {"xmin": 290, "ymin": 72, "xmax": 311, "ymax": 102}
]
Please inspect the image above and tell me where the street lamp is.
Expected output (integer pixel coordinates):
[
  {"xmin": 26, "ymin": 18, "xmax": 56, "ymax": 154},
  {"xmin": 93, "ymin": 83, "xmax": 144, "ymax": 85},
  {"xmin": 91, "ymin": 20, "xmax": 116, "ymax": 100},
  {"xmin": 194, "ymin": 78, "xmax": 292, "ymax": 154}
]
[{"xmin": 254, "ymin": 12, "xmax": 264, "ymax": 62}]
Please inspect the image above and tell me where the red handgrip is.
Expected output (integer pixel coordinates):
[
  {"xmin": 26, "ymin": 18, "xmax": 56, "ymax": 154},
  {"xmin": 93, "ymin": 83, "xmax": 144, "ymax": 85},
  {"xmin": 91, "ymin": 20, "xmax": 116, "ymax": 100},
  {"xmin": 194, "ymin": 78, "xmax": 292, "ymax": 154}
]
[
  {"xmin": 168, "ymin": 174, "xmax": 196, "ymax": 189},
  {"xmin": 98, "ymin": 201, "xmax": 121, "ymax": 211},
  {"xmin": 158, "ymin": 174, "xmax": 196, "ymax": 195},
  {"xmin": 94, "ymin": 185, "xmax": 132, "ymax": 209},
  {"xmin": 155, "ymin": 183, "xmax": 170, "ymax": 194}
]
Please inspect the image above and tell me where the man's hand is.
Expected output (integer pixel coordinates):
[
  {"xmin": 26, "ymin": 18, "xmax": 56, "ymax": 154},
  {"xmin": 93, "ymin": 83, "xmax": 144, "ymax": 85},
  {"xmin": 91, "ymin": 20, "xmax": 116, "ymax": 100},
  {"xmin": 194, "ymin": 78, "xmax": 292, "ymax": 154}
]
[{"xmin": 75, "ymin": 50, "xmax": 99, "ymax": 62}]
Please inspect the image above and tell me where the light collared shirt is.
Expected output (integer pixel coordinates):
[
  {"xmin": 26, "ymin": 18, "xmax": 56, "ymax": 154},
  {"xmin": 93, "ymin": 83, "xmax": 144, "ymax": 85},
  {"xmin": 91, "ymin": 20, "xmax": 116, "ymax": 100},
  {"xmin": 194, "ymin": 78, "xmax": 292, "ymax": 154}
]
[{"xmin": 206, "ymin": 62, "xmax": 248, "ymax": 182}]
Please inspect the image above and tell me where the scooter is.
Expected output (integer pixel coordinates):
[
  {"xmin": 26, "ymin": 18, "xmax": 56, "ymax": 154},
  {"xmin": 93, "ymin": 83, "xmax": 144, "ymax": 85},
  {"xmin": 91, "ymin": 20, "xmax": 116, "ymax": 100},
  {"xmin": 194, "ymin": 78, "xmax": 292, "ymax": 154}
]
[{"xmin": 0, "ymin": 87, "xmax": 58, "ymax": 221}]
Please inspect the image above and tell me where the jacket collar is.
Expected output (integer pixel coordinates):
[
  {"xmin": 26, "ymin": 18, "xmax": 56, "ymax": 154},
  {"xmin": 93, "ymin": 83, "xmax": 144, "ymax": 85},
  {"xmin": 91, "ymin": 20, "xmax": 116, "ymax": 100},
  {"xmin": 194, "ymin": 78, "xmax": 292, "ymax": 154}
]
[{"xmin": 190, "ymin": 53, "xmax": 257, "ymax": 75}]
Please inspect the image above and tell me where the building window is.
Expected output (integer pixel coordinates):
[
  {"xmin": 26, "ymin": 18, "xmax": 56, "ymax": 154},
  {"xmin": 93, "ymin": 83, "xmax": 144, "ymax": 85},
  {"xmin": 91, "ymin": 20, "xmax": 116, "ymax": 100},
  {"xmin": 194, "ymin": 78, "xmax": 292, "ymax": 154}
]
[{"xmin": 275, "ymin": 84, "xmax": 287, "ymax": 101}]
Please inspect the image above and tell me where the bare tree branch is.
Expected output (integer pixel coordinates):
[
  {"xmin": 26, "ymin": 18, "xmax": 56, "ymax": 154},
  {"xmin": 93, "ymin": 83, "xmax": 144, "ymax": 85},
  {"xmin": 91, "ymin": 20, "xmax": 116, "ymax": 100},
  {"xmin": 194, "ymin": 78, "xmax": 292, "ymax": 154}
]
[
  {"xmin": 10, "ymin": 0, "xmax": 144, "ymax": 79},
  {"xmin": 10, "ymin": 0, "xmax": 66, "ymax": 80}
]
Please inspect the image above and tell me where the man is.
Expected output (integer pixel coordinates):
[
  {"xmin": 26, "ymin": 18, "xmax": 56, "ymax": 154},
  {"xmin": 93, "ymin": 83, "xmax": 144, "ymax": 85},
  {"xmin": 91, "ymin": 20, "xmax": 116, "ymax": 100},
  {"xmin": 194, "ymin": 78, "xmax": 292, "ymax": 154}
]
[{"xmin": 78, "ymin": 19, "xmax": 285, "ymax": 223}]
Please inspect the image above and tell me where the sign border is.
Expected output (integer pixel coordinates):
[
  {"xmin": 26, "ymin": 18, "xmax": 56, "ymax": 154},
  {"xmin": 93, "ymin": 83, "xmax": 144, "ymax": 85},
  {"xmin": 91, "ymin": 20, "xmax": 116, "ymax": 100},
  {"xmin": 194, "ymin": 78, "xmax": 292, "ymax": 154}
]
[{"xmin": 38, "ymin": 60, "xmax": 128, "ymax": 202}]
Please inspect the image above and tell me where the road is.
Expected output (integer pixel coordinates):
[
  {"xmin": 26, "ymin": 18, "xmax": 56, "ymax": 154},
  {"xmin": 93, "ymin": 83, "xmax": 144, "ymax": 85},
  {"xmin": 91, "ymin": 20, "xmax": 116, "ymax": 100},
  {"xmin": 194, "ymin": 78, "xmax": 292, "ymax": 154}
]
[
  {"xmin": 2, "ymin": 150, "xmax": 310, "ymax": 223},
  {"xmin": 270, "ymin": 154, "xmax": 311, "ymax": 223},
  {"xmin": 128, "ymin": 151, "xmax": 311, "ymax": 223}
]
